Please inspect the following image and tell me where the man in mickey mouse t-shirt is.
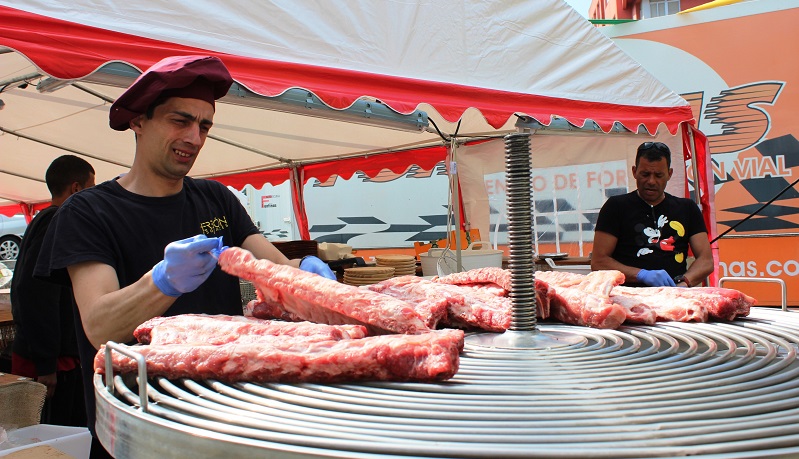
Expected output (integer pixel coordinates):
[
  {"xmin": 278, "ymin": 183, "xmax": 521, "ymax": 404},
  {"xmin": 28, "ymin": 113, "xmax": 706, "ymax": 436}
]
[{"xmin": 591, "ymin": 141, "xmax": 714, "ymax": 288}]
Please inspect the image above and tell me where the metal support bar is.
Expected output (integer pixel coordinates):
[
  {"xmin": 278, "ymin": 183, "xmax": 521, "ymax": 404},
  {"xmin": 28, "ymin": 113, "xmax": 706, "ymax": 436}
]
[{"xmin": 0, "ymin": 72, "xmax": 40, "ymax": 90}]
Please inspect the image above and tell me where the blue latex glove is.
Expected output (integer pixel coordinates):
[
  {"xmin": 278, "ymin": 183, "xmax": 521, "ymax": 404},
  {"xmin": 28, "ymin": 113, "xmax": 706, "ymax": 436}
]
[
  {"xmin": 636, "ymin": 269, "xmax": 676, "ymax": 287},
  {"xmin": 152, "ymin": 235, "xmax": 222, "ymax": 297},
  {"xmin": 299, "ymin": 255, "xmax": 336, "ymax": 281}
]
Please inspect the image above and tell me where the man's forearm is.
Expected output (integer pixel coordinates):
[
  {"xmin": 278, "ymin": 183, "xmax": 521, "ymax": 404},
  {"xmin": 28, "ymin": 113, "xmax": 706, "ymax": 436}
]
[
  {"xmin": 684, "ymin": 257, "xmax": 714, "ymax": 287},
  {"xmin": 71, "ymin": 267, "xmax": 177, "ymax": 349}
]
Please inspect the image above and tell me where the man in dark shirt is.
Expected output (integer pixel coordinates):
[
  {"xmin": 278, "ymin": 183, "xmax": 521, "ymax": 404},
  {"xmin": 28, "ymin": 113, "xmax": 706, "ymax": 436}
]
[
  {"xmin": 34, "ymin": 55, "xmax": 335, "ymax": 458},
  {"xmin": 591, "ymin": 141, "xmax": 713, "ymax": 287},
  {"xmin": 11, "ymin": 154, "xmax": 95, "ymax": 426}
]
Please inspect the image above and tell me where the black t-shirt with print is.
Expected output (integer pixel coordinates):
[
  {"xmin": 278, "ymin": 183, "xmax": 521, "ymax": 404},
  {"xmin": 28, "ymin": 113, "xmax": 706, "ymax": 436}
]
[
  {"xmin": 34, "ymin": 176, "xmax": 260, "ymax": 436},
  {"xmin": 594, "ymin": 191, "xmax": 707, "ymax": 283}
]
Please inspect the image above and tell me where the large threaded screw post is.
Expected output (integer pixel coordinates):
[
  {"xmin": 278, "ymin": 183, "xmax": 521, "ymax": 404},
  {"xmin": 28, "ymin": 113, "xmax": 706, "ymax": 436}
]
[{"xmin": 504, "ymin": 133, "xmax": 537, "ymax": 331}]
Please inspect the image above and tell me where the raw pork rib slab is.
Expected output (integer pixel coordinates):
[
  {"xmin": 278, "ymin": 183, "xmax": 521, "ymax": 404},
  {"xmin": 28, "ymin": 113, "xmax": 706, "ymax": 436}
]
[
  {"xmin": 538, "ymin": 270, "xmax": 656, "ymax": 325},
  {"xmin": 534, "ymin": 271, "xmax": 586, "ymax": 289},
  {"xmin": 435, "ymin": 267, "xmax": 511, "ymax": 291},
  {"xmin": 134, "ymin": 314, "xmax": 368, "ymax": 345},
  {"xmin": 433, "ymin": 267, "xmax": 552, "ymax": 319},
  {"xmin": 612, "ymin": 286, "xmax": 754, "ymax": 322},
  {"xmin": 611, "ymin": 286, "xmax": 707, "ymax": 323},
  {"xmin": 369, "ymin": 276, "xmax": 511, "ymax": 332},
  {"xmin": 219, "ymin": 247, "xmax": 435, "ymax": 334},
  {"xmin": 546, "ymin": 270, "xmax": 628, "ymax": 329},
  {"xmin": 693, "ymin": 287, "xmax": 755, "ymax": 320},
  {"xmin": 548, "ymin": 288, "xmax": 627, "ymax": 329},
  {"xmin": 96, "ymin": 329, "xmax": 465, "ymax": 383},
  {"xmin": 246, "ymin": 299, "xmax": 302, "ymax": 322}
]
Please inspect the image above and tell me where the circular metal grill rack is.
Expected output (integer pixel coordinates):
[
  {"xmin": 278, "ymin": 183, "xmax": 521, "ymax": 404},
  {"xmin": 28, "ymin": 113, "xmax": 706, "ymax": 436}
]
[{"xmin": 96, "ymin": 307, "xmax": 799, "ymax": 459}]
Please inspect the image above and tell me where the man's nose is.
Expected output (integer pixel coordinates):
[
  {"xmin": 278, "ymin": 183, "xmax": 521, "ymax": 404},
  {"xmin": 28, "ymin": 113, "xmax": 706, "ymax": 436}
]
[{"xmin": 185, "ymin": 124, "xmax": 203, "ymax": 145}]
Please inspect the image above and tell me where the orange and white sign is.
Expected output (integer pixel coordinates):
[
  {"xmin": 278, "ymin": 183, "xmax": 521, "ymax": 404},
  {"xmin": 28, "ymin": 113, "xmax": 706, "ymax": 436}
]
[{"xmin": 605, "ymin": 1, "xmax": 799, "ymax": 305}]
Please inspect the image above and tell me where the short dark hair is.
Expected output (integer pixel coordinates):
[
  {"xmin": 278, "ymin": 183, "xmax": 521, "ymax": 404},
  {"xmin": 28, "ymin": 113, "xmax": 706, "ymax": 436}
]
[
  {"xmin": 144, "ymin": 96, "xmax": 167, "ymax": 120},
  {"xmin": 45, "ymin": 155, "xmax": 95, "ymax": 196},
  {"xmin": 636, "ymin": 142, "xmax": 671, "ymax": 168}
]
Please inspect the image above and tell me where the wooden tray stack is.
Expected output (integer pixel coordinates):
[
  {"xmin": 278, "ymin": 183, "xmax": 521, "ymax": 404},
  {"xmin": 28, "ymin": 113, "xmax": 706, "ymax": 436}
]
[
  {"xmin": 271, "ymin": 240, "xmax": 319, "ymax": 260},
  {"xmin": 342, "ymin": 266, "xmax": 395, "ymax": 286},
  {"xmin": 375, "ymin": 254, "xmax": 417, "ymax": 277}
]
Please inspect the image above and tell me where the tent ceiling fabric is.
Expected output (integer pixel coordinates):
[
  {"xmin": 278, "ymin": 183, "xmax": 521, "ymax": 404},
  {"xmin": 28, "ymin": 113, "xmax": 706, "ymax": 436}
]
[{"xmin": 0, "ymin": 0, "xmax": 694, "ymax": 213}]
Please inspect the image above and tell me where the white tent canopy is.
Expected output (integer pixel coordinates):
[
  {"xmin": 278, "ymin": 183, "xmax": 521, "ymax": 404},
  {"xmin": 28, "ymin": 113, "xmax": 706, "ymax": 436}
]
[{"xmin": 0, "ymin": 0, "xmax": 696, "ymax": 224}]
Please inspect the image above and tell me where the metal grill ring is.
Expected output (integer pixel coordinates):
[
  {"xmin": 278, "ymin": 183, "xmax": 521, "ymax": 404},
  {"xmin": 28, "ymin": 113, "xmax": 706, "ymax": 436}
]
[{"xmin": 97, "ymin": 307, "xmax": 799, "ymax": 459}]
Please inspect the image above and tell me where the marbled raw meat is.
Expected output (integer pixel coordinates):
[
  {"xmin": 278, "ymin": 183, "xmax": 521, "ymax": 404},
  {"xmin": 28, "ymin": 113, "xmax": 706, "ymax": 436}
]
[
  {"xmin": 369, "ymin": 276, "xmax": 511, "ymax": 332},
  {"xmin": 435, "ymin": 267, "xmax": 511, "ymax": 291},
  {"xmin": 548, "ymin": 287, "xmax": 627, "ymax": 329},
  {"xmin": 547, "ymin": 270, "xmax": 628, "ymax": 329},
  {"xmin": 455, "ymin": 284, "xmax": 508, "ymax": 297},
  {"xmin": 245, "ymin": 299, "xmax": 301, "ymax": 322},
  {"xmin": 433, "ymin": 267, "xmax": 552, "ymax": 319},
  {"xmin": 96, "ymin": 329, "xmax": 464, "ymax": 383},
  {"xmin": 135, "ymin": 314, "xmax": 368, "ymax": 345},
  {"xmin": 612, "ymin": 286, "xmax": 753, "ymax": 322},
  {"xmin": 539, "ymin": 270, "xmax": 656, "ymax": 325},
  {"xmin": 692, "ymin": 287, "xmax": 754, "ymax": 320},
  {"xmin": 535, "ymin": 270, "xmax": 586, "ymax": 289},
  {"xmin": 612, "ymin": 286, "xmax": 707, "ymax": 322},
  {"xmin": 219, "ymin": 247, "xmax": 436, "ymax": 334}
]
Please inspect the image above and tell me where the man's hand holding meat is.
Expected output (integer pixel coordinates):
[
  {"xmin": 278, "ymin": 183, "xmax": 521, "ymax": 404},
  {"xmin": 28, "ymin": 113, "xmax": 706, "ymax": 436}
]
[
  {"xmin": 591, "ymin": 141, "xmax": 714, "ymax": 288},
  {"xmin": 299, "ymin": 255, "xmax": 336, "ymax": 280},
  {"xmin": 152, "ymin": 235, "xmax": 221, "ymax": 297}
]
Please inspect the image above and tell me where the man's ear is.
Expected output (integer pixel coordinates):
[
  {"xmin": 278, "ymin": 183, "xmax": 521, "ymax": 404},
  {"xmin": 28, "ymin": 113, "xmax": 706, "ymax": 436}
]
[
  {"xmin": 70, "ymin": 181, "xmax": 81, "ymax": 195},
  {"xmin": 129, "ymin": 114, "xmax": 145, "ymax": 132}
]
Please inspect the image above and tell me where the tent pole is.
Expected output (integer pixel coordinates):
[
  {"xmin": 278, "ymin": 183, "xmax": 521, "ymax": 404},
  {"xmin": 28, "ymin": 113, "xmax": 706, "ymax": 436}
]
[
  {"xmin": 687, "ymin": 127, "xmax": 701, "ymax": 207},
  {"xmin": 290, "ymin": 166, "xmax": 311, "ymax": 241},
  {"xmin": 450, "ymin": 139, "xmax": 463, "ymax": 271},
  {"xmin": 686, "ymin": 125, "xmax": 711, "ymax": 287}
]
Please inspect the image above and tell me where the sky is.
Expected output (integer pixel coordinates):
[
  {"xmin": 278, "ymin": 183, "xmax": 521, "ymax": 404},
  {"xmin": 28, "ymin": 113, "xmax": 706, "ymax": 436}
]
[{"xmin": 564, "ymin": 0, "xmax": 592, "ymax": 18}]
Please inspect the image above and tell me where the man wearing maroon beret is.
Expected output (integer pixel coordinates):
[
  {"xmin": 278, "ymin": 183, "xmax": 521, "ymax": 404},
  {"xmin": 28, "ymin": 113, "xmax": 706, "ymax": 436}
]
[{"xmin": 35, "ymin": 55, "xmax": 335, "ymax": 458}]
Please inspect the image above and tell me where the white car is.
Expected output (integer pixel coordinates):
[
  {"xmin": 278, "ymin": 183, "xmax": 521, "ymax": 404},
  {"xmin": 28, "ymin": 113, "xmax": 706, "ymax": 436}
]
[{"xmin": 0, "ymin": 214, "xmax": 28, "ymax": 261}]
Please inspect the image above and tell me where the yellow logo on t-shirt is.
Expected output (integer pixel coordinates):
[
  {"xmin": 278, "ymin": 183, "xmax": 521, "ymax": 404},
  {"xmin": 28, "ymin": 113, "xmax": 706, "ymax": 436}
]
[{"xmin": 200, "ymin": 216, "xmax": 228, "ymax": 235}]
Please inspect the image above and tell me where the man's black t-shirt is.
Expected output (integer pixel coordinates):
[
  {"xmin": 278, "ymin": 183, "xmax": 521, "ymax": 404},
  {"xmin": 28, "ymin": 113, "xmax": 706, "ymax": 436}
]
[
  {"xmin": 11, "ymin": 205, "xmax": 78, "ymax": 374},
  {"xmin": 594, "ymin": 191, "xmax": 707, "ymax": 284},
  {"xmin": 34, "ymin": 176, "xmax": 260, "ymax": 435}
]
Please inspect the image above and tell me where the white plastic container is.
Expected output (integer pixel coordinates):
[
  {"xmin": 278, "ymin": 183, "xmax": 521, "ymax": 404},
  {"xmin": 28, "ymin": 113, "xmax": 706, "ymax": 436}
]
[
  {"xmin": 0, "ymin": 425, "xmax": 91, "ymax": 459},
  {"xmin": 420, "ymin": 241, "xmax": 503, "ymax": 276}
]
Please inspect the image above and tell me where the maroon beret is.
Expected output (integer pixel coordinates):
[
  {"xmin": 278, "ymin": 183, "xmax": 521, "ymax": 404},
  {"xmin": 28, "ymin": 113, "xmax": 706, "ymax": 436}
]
[{"xmin": 109, "ymin": 55, "xmax": 233, "ymax": 131}]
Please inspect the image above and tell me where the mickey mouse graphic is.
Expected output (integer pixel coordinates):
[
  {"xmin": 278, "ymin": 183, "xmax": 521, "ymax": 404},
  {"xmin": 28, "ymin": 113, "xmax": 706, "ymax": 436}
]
[{"xmin": 635, "ymin": 213, "xmax": 676, "ymax": 257}]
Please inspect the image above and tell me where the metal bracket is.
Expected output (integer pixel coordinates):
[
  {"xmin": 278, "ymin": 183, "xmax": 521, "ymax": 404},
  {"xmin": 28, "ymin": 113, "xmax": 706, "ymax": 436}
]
[
  {"xmin": 718, "ymin": 276, "xmax": 787, "ymax": 312},
  {"xmin": 104, "ymin": 341, "xmax": 149, "ymax": 413}
]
